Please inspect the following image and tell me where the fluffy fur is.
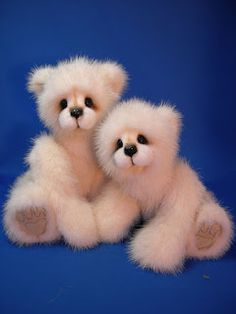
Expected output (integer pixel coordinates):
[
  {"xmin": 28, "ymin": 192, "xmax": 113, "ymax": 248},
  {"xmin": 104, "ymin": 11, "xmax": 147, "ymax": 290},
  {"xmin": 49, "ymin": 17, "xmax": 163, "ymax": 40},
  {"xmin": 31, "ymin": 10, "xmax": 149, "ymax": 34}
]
[
  {"xmin": 4, "ymin": 57, "xmax": 127, "ymax": 248},
  {"xmin": 94, "ymin": 99, "xmax": 233, "ymax": 273}
]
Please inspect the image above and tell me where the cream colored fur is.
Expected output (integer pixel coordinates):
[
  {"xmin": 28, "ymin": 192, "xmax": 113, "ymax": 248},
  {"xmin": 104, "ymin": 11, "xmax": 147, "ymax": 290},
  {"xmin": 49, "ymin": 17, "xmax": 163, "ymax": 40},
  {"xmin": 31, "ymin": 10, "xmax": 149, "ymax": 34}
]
[
  {"xmin": 4, "ymin": 57, "xmax": 127, "ymax": 248},
  {"xmin": 94, "ymin": 99, "xmax": 233, "ymax": 273}
]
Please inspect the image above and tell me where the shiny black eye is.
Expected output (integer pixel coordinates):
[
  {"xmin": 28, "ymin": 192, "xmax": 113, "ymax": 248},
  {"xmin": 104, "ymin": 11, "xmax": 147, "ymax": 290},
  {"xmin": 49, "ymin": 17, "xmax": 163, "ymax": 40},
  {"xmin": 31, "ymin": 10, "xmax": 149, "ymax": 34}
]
[
  {"xmin": 137, "ymin": 134, "xmax": 148, "ymax": 144},
  {"xmin": 60, "ymin": 99, "xmax": 67, "ymax": 110},
  {"xmin": 116, "ymin": 139, "xmax": 123, "ymax": 150},
  {"xmin": 84, "ymin": 97, "xmax": 94, "ymax": 108}
]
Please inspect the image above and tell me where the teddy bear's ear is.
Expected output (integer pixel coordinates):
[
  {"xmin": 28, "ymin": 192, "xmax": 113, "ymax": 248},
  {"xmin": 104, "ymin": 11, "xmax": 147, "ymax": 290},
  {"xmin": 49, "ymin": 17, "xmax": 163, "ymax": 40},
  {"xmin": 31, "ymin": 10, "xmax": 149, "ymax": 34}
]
[
  {"xmin": 27, "ymin": 66, "xmax": 53, "ymax": 95},
  {"xmin": 156, "ymin": 103, "xmax": 182, "ymax": 138},
  {"xmin": 99, "ymin": 62, "xmax": 128, "ymax": 96}
]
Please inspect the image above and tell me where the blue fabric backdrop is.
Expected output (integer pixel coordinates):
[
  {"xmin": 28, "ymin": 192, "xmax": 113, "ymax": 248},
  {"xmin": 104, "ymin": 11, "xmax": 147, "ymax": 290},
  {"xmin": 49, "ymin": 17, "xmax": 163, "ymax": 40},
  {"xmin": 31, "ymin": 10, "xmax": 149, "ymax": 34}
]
[{"xmin": 0, "ymin": 0, "xmax": 235, "ymax": 313}]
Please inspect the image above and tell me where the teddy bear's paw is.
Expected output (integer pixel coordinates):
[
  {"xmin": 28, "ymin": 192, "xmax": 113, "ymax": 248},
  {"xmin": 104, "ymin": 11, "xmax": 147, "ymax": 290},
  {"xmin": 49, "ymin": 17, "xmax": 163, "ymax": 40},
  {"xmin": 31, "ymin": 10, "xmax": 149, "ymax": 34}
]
[
  {"xmin": 57, "ymin": 203, "xmax": 99, "ymax": 249},
  {"xmin": 15, "ymin": 208, "xmax": 47, "ymax": 237},
  {"xmin": 195, "ymin": 222, "xmax": 222, "ymax": 250},
  {"xmin": 129, "ymin": 228, "xmax": 186, "ymax": 273}
]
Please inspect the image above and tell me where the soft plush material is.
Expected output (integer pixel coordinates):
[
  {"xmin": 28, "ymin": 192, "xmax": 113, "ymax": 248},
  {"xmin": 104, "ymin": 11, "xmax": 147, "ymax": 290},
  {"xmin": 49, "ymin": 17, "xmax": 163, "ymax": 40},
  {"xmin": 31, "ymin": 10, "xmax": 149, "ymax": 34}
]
[
  {"xmin": 1, "ymin": 1, "xmax": 235, "ymax": 313},
  {"xmin": 94, "ymin": 99, "xmax": 233, "ymax": 273},
  {"xmin": 3, "ymin": 57, "xmax": 127, "ymax": 248}
]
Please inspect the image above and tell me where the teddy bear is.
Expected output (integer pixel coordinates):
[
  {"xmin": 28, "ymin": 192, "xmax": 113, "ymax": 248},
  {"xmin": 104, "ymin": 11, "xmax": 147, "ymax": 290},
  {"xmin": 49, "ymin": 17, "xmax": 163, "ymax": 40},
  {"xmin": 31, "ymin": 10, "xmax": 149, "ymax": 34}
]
[
  {"xmin": 4, "ymin": 57, "xmax": 127, "ymax": 248},
  {"xmin": 93, "ymin": 98, "xmax": 233, "ymax": 272}
]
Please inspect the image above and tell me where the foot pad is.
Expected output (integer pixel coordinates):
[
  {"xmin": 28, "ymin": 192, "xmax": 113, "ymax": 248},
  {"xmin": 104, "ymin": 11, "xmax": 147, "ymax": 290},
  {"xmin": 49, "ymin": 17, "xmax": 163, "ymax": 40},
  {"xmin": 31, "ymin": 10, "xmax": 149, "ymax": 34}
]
[
  {"xmin": 15, "ymin": 208, "xmax": 47, "ymax": 237},
  {"xmin": 196, "ymin": 222, "xmax": 222, "ymax": 250}
]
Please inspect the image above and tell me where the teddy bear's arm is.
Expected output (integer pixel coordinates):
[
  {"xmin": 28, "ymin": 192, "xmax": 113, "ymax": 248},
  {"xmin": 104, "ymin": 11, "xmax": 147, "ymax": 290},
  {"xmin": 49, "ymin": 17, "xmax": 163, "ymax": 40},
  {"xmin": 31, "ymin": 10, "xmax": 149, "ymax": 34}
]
[
  {"xmin": 93, "ymin": 181, "xmax": 140, "ymax": 243},
  {"xmin": 129, "ymin": 160, "xmax": 205, "ymax": 273},
  {"xmin": 26, "ymin": 134, "xmax": 79, "ymax": 195}
]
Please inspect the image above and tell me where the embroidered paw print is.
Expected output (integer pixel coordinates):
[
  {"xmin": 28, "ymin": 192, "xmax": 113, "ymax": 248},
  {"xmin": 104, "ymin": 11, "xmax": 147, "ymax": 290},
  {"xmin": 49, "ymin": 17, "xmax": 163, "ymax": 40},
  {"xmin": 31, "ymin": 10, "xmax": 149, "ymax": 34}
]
[
  {"xmin": 15, "ymin": 208, "xmax": 47, "ymax": 237},
  {"xmin": 196, "ymin": 222, "xmax": 222, "ymax": 250}
]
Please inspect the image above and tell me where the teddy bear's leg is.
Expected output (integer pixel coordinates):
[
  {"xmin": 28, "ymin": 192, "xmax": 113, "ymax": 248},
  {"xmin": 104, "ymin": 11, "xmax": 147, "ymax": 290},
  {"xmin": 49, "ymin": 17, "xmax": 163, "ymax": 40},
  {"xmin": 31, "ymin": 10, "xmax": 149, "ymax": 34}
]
[
  {"xmin": 56, "ymin": 197, "xmax": 100, "ymax": 249},
  {"xmin": 24, "ymin": 134, "xmax": 100, "ymax": 249},
  {"xmin": 93, "ymin": 181, "xmax": 140, "ymax": 243},
  {"xmin": 4, "ymin": 171, "xmax": 60, "ymax": 244},
  {"xmin": 129, "ymin": 161, "xmax": 205, "ymax": 273},
  {"xmin": 186, "ymin": 192, "xmax": 233, "ymax": 258},
  {"xmin": 4, "ymin": 134, "xmax": 77, "ymax": 245}
]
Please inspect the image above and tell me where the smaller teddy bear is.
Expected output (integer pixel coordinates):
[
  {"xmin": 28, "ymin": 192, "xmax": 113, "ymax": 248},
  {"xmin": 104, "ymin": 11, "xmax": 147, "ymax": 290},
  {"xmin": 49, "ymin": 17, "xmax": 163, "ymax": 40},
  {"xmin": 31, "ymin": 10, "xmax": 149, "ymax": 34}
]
[
  {"xmin": 94, "ymin": 99, "xmax": 233, "ymax": 273},
  {"xmin": 4, "ymin": 57, "xmax": 127, "ymax": 248}
]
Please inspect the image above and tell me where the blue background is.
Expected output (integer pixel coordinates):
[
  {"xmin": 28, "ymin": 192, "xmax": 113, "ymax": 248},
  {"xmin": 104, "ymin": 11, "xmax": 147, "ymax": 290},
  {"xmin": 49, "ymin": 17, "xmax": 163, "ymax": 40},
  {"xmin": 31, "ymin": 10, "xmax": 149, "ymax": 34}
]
[{"xmin": 0, "ymin": 0, "xmax": 235, "ymax": 313}]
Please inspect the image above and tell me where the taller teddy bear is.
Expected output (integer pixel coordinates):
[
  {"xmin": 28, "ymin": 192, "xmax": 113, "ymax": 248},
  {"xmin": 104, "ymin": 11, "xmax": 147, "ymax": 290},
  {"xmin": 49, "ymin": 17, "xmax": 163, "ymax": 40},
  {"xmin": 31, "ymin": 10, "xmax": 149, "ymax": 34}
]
[{"xmin": 4, "ymin": 57, "xmax": 127, "ymax": 248}]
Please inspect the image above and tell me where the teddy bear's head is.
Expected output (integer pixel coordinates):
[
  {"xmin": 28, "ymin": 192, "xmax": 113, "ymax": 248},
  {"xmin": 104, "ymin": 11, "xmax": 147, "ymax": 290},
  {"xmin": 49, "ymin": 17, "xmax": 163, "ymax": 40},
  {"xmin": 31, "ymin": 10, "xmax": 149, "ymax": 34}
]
[
  {"xmin": 28, "ymin": 57, "xmax": 127, "ymax": 132},
  {"xmin": 95, "ymin": 99, "xmax": 182, "ymax": 182}
]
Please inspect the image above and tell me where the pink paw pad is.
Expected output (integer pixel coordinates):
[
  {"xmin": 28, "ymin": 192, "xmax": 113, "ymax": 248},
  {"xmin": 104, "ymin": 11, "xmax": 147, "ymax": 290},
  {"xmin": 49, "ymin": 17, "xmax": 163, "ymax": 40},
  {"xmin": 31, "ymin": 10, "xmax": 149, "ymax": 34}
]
[
  {"xmin": 15, "ymin": 208, "xmax": 47, "ymax": 237},
  {"xmin": 195, "ymin": 222, "xmax": 222, "ymax": 250}
]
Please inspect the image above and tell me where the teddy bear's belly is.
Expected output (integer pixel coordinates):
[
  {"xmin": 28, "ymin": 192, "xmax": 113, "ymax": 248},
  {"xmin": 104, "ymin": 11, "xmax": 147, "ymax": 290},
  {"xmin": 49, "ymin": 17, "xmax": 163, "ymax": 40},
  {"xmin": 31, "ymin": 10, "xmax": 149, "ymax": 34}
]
[{"xmin": 72, "ymin": 159, "xmax": 104, "ymax": 200}]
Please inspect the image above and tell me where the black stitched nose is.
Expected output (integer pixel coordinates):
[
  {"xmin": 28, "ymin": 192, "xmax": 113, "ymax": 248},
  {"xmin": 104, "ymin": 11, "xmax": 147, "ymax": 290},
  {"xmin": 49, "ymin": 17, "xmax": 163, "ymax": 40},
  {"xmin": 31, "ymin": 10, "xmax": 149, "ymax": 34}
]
[
  {"xmin": 70, "ymin": 107, "xmax": 83, "ymax": 118},
  {"xmin": 124, "ymin": 144, "xmax": 137, "ymax": 157}
]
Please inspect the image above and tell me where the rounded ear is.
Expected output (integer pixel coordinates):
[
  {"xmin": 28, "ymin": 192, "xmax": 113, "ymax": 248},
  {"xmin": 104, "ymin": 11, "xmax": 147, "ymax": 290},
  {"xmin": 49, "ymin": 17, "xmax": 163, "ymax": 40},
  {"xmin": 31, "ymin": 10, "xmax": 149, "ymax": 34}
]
[
  {"xmin": 156, "ymin": 103, "xmax": 182, "ymax": 138},
  {"xmin": 27, "ymin": 66, "xmax": 53, "ymax": 95},
  {"xmin": 99, "ymin": 62, "xmax": 128, "ymax": 96}
]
